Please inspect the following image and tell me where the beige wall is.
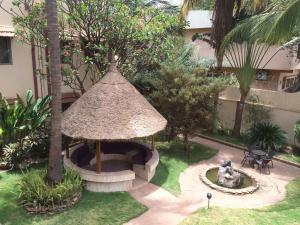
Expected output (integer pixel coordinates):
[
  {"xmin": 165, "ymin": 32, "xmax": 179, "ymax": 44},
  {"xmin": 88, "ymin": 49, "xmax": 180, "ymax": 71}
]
[
  {"xmin": 0, "ymin": 1, "xmax": 79, "ymax": 100},
  {"xmin": 0, "ymin": 1, "xmax": 12, "ymax": 26},
  {"xmin": 183, "ymin": 28, "xmax": 211, "ymax": 42},
  {"xmin": 218, "ymin": 86, "xmax": 300, "ymax": 144},
  {"xmin": 0, "ymin": 39, "xmax": 35, "ymax": 99},
  {"xmin": 184, "ymin": 28, "xmax": 300, "ymax": 71},
  {"xmin": 251, "ymin": 70, "xmax": 281, "ymax": 91}
]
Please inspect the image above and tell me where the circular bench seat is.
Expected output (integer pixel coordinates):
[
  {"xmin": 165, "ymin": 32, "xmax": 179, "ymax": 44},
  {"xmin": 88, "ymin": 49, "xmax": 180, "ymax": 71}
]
[{"xmin": 64, "ymin": 141, "xmax": 159, "ymax": 192}]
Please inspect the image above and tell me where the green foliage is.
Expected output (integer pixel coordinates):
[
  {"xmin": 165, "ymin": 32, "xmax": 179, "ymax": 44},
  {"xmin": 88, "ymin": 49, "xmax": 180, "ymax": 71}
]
[
  {"xmin": 294, "ymin": 119, "xmax": 300, "ymax": 144},
  {"xmin": 2, "ymin": 126, "xmax": 49, "ymax": 168},
  {"xmin": 218, "ymin": 0, "xmax": 300, "ymax": 46},
  {"xmin": 60, "ymin": 0, "xmax": 183, "ymax": 91},
  {"xmin": 12, "ymin": 2, "xmax": 47, "ymax": 47},
  {"xmin": 0, "ymin": 90, "xmax": 51, "ymax": 149},
  {"xmin": 193, "ymin": 0, "xmax": 215, "ymax": 10},
  {"xmin": 10, "ymin": 1, "xmax": 182, "ymax": 93},
  {"xmin": 151, "ymin": 45, "xmax": 228, "ymax": 143},
  {"xmin": 0, "ymin": 168, "xmax": 146, "ymax": 225},
  {"xmin": 248, "ymin": 122, "xmax": 287, "ymax": 151},
  {"xmin": 245, "ymin": 95, "xmax": 272, "ymax": 127},
  {"xmin": 19, "ymin": 169, "xmax": 82, "ymax": 208}
]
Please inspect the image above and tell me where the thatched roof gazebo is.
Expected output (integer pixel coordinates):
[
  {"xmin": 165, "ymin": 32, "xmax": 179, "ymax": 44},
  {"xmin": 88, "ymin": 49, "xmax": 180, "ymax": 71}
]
[{"xmin": 62, "ymin": 63, "xmax": 167, "ymax": 175}]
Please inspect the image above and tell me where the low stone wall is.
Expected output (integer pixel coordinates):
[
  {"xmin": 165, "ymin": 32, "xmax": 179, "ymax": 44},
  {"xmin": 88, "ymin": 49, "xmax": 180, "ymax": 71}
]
[
  {"xmin": 218, "ymin": 86, "xmax": 300, "ymax": 144},
  {"xmin": 64, "ymin": 141, "xmax": 160, "ymax": 192}
]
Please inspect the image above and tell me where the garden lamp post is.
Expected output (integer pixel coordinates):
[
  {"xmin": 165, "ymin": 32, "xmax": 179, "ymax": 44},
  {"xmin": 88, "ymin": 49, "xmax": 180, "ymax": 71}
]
[{"xmin": 207, "ymin": 192, "xmax": 212, "ymax": 209}]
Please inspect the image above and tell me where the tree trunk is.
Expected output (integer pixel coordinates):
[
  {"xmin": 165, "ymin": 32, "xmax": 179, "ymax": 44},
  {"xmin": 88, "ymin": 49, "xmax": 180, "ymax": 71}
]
[
  {"xmin": 45, "ymin": 32, "xmax": 51, "ymax": 96},
  {"xmin": 233, "ymin": 93, "xmax": 247, "ymax": 138},
  {"xmin": 46, "ymin": 0, "xmax": 63, "ymax": 185},
  {"xmin": 211, "ymin": 0, "xmax": 235, "ymax": 67},
  {"xmin": 183, "ymin": 133, "xmax": 189, "ymax": 152},
  {"xmin": 30, "ymin": 38, "xmax": 39, "ymax": 100},
  {"xmin": 212, "ymin": 91, "xmax": 220, "ymax": 133}
]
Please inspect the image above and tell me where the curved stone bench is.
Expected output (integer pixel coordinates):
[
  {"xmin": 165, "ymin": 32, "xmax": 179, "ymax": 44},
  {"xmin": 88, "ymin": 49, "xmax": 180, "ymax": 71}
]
[
  {"xmin": 133, "ymin": 149, "xmax": 159, "ymax": 181},
  {"xmin": 64, "ymin": 141, "xmax": 159, "ymax": 192}
]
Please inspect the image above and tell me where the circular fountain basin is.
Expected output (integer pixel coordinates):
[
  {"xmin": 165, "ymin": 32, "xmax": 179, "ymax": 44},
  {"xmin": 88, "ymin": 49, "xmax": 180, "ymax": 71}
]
[{"xmin": 200, "ymin": 167, "xmax": 259, "ymax": 195}]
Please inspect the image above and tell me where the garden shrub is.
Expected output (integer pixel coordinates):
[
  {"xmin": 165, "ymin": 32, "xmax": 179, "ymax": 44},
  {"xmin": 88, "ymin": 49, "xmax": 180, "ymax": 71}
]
[
  {"xmin": 294, "ymin": 119, "xmax": 300, "ymax": 144},
  {"xmin": 2, "ymin": 125, "xmax": 49, "ymax": 168},
  {"xmin": 151, "ymin": 44, "xmax": 228, "ymax": 148},
  {"xmin": 248, "ymin": 122, "xmax": 287, "ymax": 151},
  {"xmin": 19, "ymin": 169, "xmax": 82, "ymax": 213},
  {"xmin": 0, "ymin": 90, "xmax": 51, "ymax": 150}
]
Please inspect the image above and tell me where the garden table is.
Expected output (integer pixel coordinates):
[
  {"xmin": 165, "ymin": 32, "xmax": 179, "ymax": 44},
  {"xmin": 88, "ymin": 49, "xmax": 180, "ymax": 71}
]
[{"xmin": 252, "ymin": 150, "xmax": 266, "ymax": 159}]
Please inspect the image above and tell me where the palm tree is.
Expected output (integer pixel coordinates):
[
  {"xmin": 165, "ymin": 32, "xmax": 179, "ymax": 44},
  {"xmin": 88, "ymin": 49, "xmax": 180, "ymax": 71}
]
[
  {"xmin": 180, "ymin": 0, "xmax": 266, "ymax": 68},
  {"xmin": 250, "ymin": 0, "xmax": 300, "ymax": 44},
  {"xmin": 219, "ymin": 0, "xmax": 300, "ymax": 137},
  {"xmin": 46, "ymin": 0, "xmax": 63, "ymax": 184}
]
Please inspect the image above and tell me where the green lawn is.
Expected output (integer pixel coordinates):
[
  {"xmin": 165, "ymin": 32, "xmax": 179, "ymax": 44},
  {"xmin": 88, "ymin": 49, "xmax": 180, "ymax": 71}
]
[
  {"xmin": 151, "ymin": 140, "xmax": 218, "ymax": 195},
  {"xmin": 181, "ymin": 178, "xmax": 300, "ymax": 225},
  {"xmin": 0, "ymin": 169, "xmax": 147, "ymax": 225},
  {"xmin": 277, "ymin": 152, "xmax": 300, "ymax": 165}
]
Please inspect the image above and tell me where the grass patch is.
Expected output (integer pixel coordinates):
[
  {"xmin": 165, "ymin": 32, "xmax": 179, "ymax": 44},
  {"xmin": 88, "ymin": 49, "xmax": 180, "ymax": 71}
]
[
  {"xmin": 181, "ymin": 178, "xmax": 300, "ymax": 225},
  {"xmin": 0, "ymin": 169, "xmax": 147, "ymax": 225},
  {"xmin": 277, "ymin": 152, "xmax": 300, "ymax": 165},
  {"xmin": 151, "ymin": 140, "xmax": 218, "ymax": 195}
]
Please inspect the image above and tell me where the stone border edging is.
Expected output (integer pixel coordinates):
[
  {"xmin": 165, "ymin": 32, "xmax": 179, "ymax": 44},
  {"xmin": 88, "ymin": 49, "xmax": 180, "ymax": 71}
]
[
  {"xmin": 196, "ymin": 134, "xmax": 300, "ymax": 169},
  {"xmin": 24, "ymin": 191, "xmax": 82, "ymax": 214},
  {"xmin": 199, "ymin": 167, "xmax": 259, "ymax": 195}
]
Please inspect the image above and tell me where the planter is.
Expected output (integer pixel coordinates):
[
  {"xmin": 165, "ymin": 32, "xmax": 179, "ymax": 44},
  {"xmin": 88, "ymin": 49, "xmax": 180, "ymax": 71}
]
[{"xmin": 23, "ymin": 191, "xmax": 82, "ymax": 214}]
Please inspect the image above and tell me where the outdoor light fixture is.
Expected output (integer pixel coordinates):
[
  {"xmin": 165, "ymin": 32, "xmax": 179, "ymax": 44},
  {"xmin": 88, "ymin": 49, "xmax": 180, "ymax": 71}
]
[{"xmin": 207, "ymin": 192, "xmax": 212, "ymax": 209}]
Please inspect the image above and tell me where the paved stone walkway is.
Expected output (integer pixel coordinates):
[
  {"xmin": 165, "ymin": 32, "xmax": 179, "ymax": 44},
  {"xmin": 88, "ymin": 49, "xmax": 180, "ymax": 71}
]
[{"xmin": 125, "ymin": 137, "xmax": 300, "ymax": 225}]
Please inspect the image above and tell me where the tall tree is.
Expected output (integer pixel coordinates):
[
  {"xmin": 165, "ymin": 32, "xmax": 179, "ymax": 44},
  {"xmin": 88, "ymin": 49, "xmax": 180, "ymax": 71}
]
[
  {"xmin": 220, "ymin": 0, "xmax": 300, "ymax": 137},
  {"xmin": 180, "ymin": 0, "xmax": 267, "ymax": 68},
  {"xmin": 46, "ymin": 0, "xmax": 63, "ymax": 184}
]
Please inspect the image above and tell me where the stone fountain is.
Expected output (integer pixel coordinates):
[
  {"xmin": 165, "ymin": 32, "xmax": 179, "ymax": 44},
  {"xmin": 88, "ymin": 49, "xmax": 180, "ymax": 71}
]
[{"xmin": 217, "ymin": 161, "xmax": 244, "ymax": 188}]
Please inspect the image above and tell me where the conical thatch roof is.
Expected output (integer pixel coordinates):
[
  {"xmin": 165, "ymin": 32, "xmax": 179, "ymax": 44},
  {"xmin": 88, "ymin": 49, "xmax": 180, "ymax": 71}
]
[{"xmin": 62, "ymin": 65, "xmax": 167, "ymax": 140}]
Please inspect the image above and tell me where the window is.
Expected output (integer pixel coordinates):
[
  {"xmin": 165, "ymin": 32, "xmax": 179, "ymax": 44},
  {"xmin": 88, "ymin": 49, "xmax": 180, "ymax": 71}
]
[
  {"xmin": 281, "ymin": 75, "xmax": 298, "ymax": 90},
  {"xmin": 0, "ymin": 37, "xmax": 12, "ymax": 64}
]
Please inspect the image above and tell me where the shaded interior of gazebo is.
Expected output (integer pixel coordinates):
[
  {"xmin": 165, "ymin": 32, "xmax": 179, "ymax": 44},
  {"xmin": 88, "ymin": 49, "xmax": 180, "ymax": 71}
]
[{"xmin": 66, "ymin": 139, "xmax": 155, "ymax": 173}]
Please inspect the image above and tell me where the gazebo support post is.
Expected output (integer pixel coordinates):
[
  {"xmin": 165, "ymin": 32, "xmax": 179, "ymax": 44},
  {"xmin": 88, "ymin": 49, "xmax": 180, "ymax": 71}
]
[
  {"xmin": 151, "ymin": 135, "xmax": 155, "ymax": 151},
  {"xmin": 96, "ymin": 140, "xmax": 101, "ymax": 174}
]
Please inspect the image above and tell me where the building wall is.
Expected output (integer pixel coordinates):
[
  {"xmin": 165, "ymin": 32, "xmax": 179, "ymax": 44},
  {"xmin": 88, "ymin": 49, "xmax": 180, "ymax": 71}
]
[
  {"xmin": 218, "ymin": 86, "xmax": 300, "ymax": 144},
  {"xmin": 0, "ymin": 1, "xmax": 76, "ymax": 101},
  {"xmin": 251, "ymin": 70, "xmax": 281, "ymax": 91},
  {"xmin": 0, "ymin": 1, "xmax": 12, "ymax": 26},
  {"xmin": 0, "ymin": 38, "xmax": 35, "ymax": 99},
  {"xmin": 183, "ymin": 28, "xmax": 211, "ymax": 42}
]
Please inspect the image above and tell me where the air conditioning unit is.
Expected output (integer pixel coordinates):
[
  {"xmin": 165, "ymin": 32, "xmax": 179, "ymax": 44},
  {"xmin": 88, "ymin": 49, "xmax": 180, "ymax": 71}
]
[{"xmin": 256, "ymin": 70, "xmax": 268, "ymax": 81}]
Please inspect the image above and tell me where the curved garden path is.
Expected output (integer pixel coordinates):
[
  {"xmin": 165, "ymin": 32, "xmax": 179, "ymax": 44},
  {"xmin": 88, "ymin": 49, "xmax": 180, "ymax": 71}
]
[{"xmin": 124, "ymin": 137, "xmax": 300, "ymax": 225}]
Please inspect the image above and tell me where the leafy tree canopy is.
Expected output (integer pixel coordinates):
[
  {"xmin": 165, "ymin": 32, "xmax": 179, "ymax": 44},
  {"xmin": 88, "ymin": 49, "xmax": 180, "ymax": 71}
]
[{"xmin": 7, "ymin": 0, "xmax": 183, "ymax": 93}]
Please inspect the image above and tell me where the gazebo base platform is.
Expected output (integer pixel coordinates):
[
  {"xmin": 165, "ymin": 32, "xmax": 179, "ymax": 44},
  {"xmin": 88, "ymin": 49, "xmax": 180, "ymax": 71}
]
[
  {"xmin": 86, "ymin": 179, "xmax": 133, "ymax": 192},
  {"xmin": 64, "ymin": 141, "xmax": 159, "ymax": 192}
]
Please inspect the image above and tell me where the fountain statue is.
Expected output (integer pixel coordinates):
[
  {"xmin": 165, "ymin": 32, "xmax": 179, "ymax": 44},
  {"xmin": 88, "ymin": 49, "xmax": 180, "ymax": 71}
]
[{"xmin": 217, "ymin": 161, "xmax": 244, "ymax": 188}]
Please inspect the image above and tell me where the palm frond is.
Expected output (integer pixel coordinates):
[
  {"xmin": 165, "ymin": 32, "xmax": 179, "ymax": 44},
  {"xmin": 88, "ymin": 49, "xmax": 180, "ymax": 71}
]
[{"xmin": 263, "ymin": 0, "xmax": 300, "ymax": 44}]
